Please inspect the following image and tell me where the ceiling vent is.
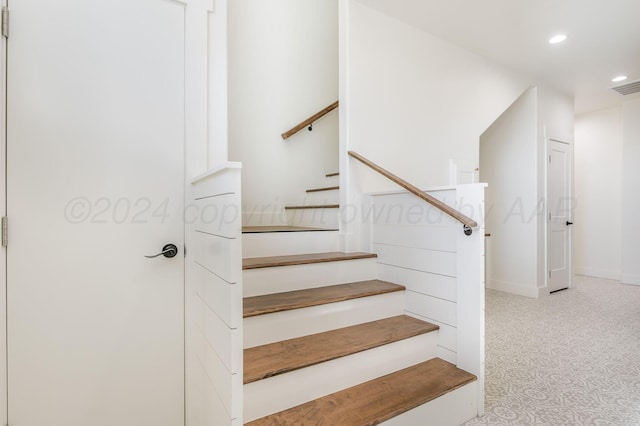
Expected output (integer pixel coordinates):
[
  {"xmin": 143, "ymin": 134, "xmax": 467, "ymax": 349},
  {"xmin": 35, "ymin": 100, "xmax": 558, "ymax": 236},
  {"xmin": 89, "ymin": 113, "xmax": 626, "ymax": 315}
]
[{"xmin": 611, "ymin": 79, "xmax": 640, "ymax": 96}]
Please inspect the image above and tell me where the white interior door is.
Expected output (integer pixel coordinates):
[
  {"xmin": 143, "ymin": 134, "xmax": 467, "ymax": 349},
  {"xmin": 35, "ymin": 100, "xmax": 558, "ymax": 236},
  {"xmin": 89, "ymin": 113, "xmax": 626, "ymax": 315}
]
[
  {"xmin": 548, "ymin": 139, "xmax": 573, "ymax": 292},
  {"xmin": 6, "ymin": 1, "xmax": 186, "ymax": 425}
]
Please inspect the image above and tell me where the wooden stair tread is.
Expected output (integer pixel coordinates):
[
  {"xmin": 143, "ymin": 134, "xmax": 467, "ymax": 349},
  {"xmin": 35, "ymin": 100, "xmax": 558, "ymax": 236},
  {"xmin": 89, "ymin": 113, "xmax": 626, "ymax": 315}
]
[
  {"xmin": 285, "ymin": 204, "xmax": 339, "ymax": 210},
  {"xmin": 243, "ymin": 251, "xmax": 377, "ymax": 270},
  {"xmin": 243, "ymin": 280, "xmax": 405, "ymax": 318},
  {"xmin": 242, "ymin": 226, "xmax": 338, "ymax": 233},
  {"xmin": 244, "ymin": 315, "xmax": 438, "ymax": 384},
  {"xmin": 245, "ymin": 357, "xmax": 477, "ymax": 425},
  {"xmin": 306, "ymin": 185, "xmax": 339, "ymax": 193},
  {"xmin": 325, "ymin": 172, "xmax": 339, "ymax": 177}
]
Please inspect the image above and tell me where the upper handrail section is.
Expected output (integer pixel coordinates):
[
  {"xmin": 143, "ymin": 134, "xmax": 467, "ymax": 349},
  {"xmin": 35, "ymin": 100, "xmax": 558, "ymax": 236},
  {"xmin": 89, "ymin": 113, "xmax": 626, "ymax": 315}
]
[
  {"xmin": 281, "ymin": 101, "xmax": 339, "ymax": 140},
  {"xmin": 348, "ymin": 151, "xmax": 478, "ymax": 234}
]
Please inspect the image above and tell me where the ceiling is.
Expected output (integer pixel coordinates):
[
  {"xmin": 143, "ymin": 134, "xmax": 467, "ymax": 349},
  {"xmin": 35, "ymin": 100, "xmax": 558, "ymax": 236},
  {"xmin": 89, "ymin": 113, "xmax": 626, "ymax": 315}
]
[{"xmin": 359, "ymin": 0, "xmax": 640, "ymax": 114}]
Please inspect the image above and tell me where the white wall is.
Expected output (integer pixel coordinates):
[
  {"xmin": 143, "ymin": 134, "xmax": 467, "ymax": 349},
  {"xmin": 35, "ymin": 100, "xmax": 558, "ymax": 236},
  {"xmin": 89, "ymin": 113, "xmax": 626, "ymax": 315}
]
[
  {"xmin": 228, "ymin": 0, "xmax": 339, "ymax": 226},
  {"xmin": 207, "ymin": 0, "xmax": 229, "ymax": 168},
  {"xmin": 344, "ymin": 1, "xmax": 529, "ymax": 193},
  {"xmin": 621, "ymin": 99, "xmax": 640, "ymax": 285},
  {"xmin": 574, "ymin": 107, "xmax": 622, "ymax": 280},
  {"xmin": 480, "ymin": 88, "xmax": 539, "ymax": 297},
  {"xmin": 573, "ymin": 100, "xmax": 640, "ymax": 286},
  {"xmin": 538, "ymin": 87, "xmax": 575, "ymax": 147},
  {"xmin": 341, "ymin": 2, "xmax": 575, "ymax": 265},
  {"xmin": 341, "ymin": 1, "xmax": 529, "ymax": 250}
]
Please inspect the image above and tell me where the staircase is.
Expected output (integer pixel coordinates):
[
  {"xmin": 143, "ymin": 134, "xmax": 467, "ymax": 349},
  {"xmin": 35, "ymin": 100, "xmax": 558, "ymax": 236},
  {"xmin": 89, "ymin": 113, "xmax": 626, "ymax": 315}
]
[
  {"xmin": 283, "ymin": 171, "xmax": 340, "ymax": 229},
  {"xmin": 241, "ymin": 235, "xmax": 478, "ymax": 424},
  {"xmin": 186, "ymin": 163, "xmax": 484, "ymax": 425}
]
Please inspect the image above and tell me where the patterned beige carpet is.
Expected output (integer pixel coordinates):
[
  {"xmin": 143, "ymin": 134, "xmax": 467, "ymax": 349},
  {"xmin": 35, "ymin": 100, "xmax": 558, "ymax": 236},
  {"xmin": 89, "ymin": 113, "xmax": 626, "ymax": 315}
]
[{"xmin": 464, "ymin": 275, "xmax": 640, "ymax": 426}]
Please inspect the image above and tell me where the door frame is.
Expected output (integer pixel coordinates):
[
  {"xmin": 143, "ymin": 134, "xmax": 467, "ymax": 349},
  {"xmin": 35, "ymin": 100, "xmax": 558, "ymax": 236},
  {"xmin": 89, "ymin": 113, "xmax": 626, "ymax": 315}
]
[
  {"xmin": 546, "ymin": 138, "xmax": 574, "ymax": 292},
  {"xmin": 1, "ymin": 0, "xmax": 8, "ymax": 422}
]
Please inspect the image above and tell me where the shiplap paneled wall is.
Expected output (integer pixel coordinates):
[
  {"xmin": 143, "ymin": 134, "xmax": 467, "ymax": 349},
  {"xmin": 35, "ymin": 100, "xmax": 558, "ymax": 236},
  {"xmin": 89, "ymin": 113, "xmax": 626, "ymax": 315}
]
[
  {"xmin": 370, "ymin": 183, "xmax": 486, "ymax": 416},
  {"xmin": 186, "ymin": 164, "xmax": 243, "ymax": 426}
]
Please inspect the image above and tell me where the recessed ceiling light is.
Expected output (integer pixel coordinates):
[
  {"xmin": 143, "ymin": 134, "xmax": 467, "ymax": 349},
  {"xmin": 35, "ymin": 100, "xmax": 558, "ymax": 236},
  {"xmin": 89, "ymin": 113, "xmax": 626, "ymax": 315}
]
[
  {"xmin": 549, "ymin": 34, "xmax": 567, "ymax": 44},
  {"xmin": 612, "ymin": 75, "xmax": 628, "ymax": 83}
]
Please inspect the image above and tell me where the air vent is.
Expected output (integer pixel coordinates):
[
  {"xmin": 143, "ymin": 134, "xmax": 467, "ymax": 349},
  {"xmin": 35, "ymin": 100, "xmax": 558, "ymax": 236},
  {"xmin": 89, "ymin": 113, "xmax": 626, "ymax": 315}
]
[{"xmin": 611, "ymin": 79, "xmax": 640, "ymax": 96}]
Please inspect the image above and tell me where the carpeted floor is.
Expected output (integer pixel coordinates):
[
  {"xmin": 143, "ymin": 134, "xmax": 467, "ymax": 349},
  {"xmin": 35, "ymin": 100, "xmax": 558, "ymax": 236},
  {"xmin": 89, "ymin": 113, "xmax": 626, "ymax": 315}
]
[{"xmin": 464, "ymin": 275, "xmax": 640, "ymax": 426}]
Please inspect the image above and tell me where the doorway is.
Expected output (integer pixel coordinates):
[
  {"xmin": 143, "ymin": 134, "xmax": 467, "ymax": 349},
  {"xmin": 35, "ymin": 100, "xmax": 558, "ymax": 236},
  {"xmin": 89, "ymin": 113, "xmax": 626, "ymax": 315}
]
[{"xmin": 547, "ymin": 139, "xmax": 573, "ymax": 292}]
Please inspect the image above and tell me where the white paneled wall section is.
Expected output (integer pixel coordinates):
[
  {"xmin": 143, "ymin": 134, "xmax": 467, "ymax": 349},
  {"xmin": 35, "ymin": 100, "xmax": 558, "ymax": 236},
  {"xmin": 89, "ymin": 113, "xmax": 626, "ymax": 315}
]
[
  {"xmin": 186, "ymin": 164, "xmax": 243, "ymax": 426},
  {"xmin": 369, "ymin": 184, "xmax": 486, "ymax": 415}
]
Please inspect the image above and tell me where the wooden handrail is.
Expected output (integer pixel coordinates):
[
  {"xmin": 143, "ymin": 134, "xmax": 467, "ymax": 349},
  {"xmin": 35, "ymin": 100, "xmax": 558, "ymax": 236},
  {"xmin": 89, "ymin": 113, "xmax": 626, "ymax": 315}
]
[
  {"xmin": 281, "ymin": 101, "xmax": 339, "ymax": 140},
  {"xmin": 348, "ymin": 151, "xmax": 478, "ymax": 232}
]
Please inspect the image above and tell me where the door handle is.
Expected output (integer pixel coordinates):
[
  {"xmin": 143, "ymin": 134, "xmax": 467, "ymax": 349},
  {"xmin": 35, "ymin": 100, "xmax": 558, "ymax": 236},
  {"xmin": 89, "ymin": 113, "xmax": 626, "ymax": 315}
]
[
  {"xmin": 566, "ymin": 221, "xmax": 573, "ymax": 226},
  {"xmin": 145, "ymin": 243, "xmax": 178, "ymax": 259}
]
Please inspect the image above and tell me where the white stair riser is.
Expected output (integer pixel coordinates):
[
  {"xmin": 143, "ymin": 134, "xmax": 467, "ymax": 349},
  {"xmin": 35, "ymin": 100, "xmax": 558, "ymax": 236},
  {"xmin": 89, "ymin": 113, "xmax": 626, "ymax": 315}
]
[
  {"xmin": 243, "ymin": 332, "xmax": 438, "ymax": 422},
  {"xmin": 380, "ymin": 382, "xmax": 477, "ymax": 426},
  {"xmin": 324, "ymin": 174, "xmax": 339, "ymax": 186},
  {"xmin": 241, "ymin": 211, "xmax": 288, "ymax": 228},
  {"xmin": 242, "ymin": 231, "xmax": 340, "ymax": 258},
  {"xmin": 244, "ymin": 292, "xmax": 404, "ymax": 348},
  {"xmin": 303, "ymin": 189, "xmax": 339, "ymax": 205},
  {"xmin": 243, "ymin": 258, "xmax": 378, "ymax": 297},
  {"xmin": 285, "ymin": 207, "xmax": 339, "ymax": 229}
]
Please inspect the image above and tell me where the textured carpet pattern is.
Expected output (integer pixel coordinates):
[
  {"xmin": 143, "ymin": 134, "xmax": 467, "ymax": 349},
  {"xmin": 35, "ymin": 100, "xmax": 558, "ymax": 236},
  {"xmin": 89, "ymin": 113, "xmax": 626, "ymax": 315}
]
[{"xmin": 464, "ymin": 275, "xmax": 640, "ymax": 426}]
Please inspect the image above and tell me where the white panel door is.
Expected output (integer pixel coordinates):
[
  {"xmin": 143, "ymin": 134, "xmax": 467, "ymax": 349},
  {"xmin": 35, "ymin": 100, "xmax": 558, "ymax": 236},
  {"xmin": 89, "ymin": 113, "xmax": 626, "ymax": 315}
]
[
  {"xmin": 6, "ymin": 1, "xmax": 186, "ymax": 425},
  {"xmin": 548, "ymin": 139, "xmax": 573, "ymax": 292}
]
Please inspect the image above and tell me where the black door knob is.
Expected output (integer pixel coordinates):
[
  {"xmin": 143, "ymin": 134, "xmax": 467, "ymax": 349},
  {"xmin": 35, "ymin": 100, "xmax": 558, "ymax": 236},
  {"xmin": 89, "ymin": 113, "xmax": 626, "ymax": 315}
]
[{"xmin": 145, "ymin": 244, "xmax": 178, "ymax": 258}]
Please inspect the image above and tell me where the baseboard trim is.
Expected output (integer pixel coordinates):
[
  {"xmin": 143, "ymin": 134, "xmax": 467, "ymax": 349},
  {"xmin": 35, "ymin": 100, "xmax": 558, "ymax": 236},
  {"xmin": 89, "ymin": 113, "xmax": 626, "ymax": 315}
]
[
  {"xmin": 621, "ymin": 274, "xmax": 640, "ymax": 286},
  {"xmin": 487, "ymin": 279, "xmax": 539, "ymax": 298},
  {"xmin": 574, "ymin": 267, "xmax": 621, "ymax": 281}
]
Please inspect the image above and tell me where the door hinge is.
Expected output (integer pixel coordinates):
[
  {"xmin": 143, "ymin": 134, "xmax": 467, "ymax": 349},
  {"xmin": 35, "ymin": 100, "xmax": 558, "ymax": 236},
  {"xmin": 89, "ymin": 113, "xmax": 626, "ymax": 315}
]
[
  {"xmin": 2, "ymin": 217, "xmax": 8, "ymax": 247},
  {"xmin": 1, "ymin": 6, "xmax": 9, "ymax": 39},
  {"xmin": 548, "ymin": 154, "xmax": 551, "ymax": 163},
  {"xmin": 548, "ymin": 270, "xmax": 551, "ymax": 279}
]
